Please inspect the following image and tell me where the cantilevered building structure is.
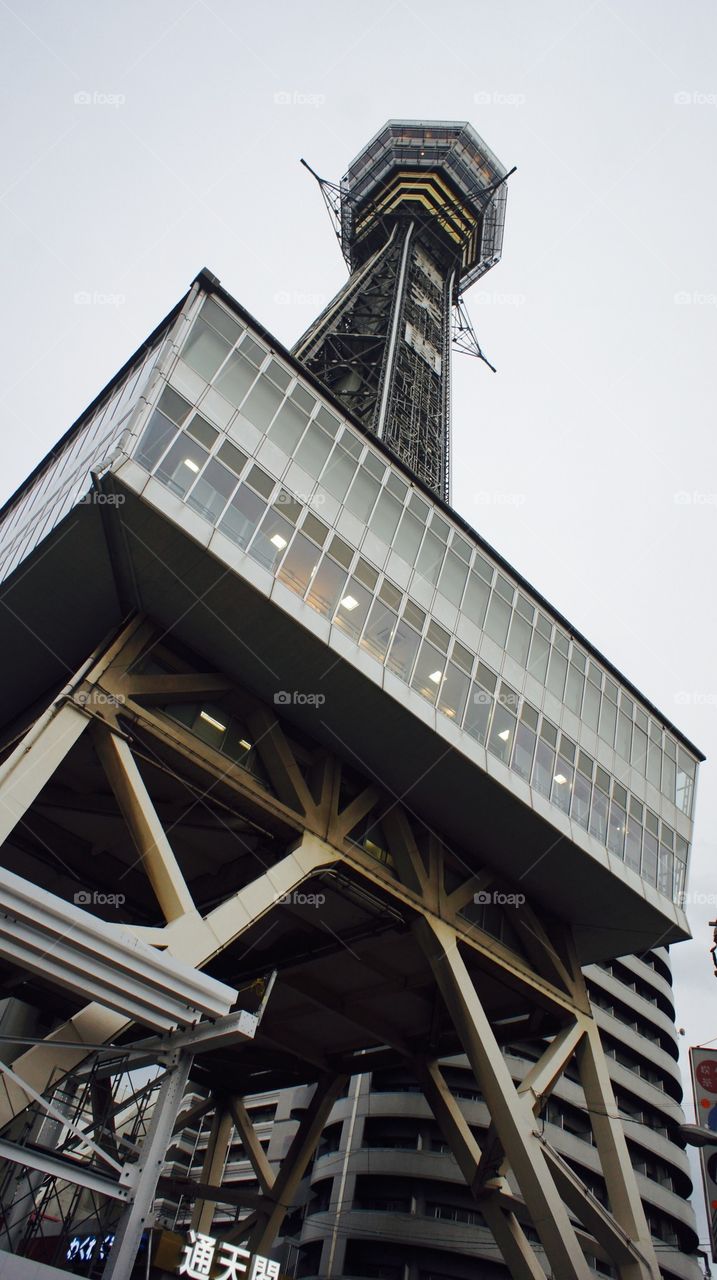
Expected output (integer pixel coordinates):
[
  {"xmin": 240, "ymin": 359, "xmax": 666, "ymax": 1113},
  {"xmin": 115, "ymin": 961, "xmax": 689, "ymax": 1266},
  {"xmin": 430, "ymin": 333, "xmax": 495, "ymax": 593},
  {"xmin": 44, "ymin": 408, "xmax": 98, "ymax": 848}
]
[{"xmin": 0, "ymin": 120, "xmax": 705, "ymax": 1280}]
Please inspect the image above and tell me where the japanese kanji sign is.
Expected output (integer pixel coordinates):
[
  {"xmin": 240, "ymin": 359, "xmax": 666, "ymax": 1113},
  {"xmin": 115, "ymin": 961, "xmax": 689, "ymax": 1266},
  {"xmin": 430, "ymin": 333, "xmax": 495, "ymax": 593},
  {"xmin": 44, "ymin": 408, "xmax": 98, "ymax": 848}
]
[{"xmin": 178, "ymin": 1231, "xmax": 281, "ymax": 1280}]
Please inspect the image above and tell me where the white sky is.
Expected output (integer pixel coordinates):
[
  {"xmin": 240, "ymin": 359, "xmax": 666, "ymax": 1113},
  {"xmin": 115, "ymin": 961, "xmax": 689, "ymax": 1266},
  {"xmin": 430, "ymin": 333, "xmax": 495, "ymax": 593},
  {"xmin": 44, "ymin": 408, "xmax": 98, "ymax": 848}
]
[{"xmin": 1, "ymin": 0, "xmax": 716, "ymax": 1265}]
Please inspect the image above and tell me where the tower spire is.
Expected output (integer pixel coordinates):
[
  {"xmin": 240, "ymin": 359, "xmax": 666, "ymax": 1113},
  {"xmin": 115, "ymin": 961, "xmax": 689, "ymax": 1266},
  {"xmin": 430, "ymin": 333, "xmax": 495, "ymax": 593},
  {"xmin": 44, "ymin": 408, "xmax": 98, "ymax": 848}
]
[{"xmin": 294, "ymin": 120, "xmax": 510, "ymax": 500}]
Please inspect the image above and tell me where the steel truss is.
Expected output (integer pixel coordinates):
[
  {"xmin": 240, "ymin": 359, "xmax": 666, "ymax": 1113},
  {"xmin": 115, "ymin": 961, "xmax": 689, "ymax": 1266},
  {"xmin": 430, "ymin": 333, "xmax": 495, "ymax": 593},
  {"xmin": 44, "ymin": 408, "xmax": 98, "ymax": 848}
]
[{"xmin": 0, "ymin": 616, "xmax": 662, "ymax": 1279}]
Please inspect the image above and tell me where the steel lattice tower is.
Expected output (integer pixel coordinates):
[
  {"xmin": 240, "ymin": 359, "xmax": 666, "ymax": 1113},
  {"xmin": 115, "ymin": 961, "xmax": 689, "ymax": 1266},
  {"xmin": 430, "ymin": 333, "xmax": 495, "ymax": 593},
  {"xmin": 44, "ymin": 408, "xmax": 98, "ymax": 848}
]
[{"xmin": 294, "ymin": 121, "xmax": 508, "ymax": 500}]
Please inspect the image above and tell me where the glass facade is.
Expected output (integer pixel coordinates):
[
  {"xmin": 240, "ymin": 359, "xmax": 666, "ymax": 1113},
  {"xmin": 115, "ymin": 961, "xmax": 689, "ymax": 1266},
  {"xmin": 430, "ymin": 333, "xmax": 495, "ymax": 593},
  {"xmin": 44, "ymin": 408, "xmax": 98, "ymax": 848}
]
[
  {"xmin": 0, "ymin": 339, "xmax": 162, "ymax": 585},
  {"xmin": 121, "ymin": 293, "xmax": 697, "ymax": 904}
]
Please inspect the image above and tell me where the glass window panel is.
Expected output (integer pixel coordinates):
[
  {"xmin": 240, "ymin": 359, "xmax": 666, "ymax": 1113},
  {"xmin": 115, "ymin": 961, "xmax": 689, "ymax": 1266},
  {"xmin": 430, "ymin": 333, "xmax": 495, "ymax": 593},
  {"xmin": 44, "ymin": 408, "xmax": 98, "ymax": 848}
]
[
  {"xmin": 662, "ymin": 755, "xmax": 676, "ymax": 805},
  {"xmin": 369, "ymin": 489, "xmax": 403, "ymax": 544},
  {"xmin": 608, "ymin": 801, "xmax": 626, "ymax": 857},
  {"xmin": 409, "ymin": 493, "xmax": 430, "ymax": 520},
  {"xmin": 462, "ymin": 572, "xmax": 490, "ymax": 627},
  {"xmin": 624, "ymin": 819, "xmax": 642, "ymax": 873},
  {"xmin": 316, "ymin": 405, "xmax": 340, "ymax": 436},
  {"xmin": 333, "ymin": 578, "xmax": 372, "ymax": 640},
  {"xmin": 306, "ymin": 556, "xmax": 347, "ymax": 617},
  {"xmin": 345, "ymin": 469, "xmax": 381, "ymax": 521},
  {"xmin": 296, "ymin": 422, "xmax": 334, "ymax": 478},
  {"xmin": 437, "ymin": 552, "xmax": 468, "ymax": 606},
  {"xmin": 246, "ymin": 465, "xmax": 275, "ymax": 499},
  {"xmin": 642, "ymin": 831, "xmax": 658, "ymax": 886},
  {"xmin": 273, "ymin": 488, "xmax": 301, "ymax": 523},
  {"xmin": 363, "ymin": 450, "xmax": 385, "ymax": 480},
  {"xmin": 411, "ymin": 641, "xmax": 446, "ymax": 704},
  {"xmin": 676, "ymin": 752, "xmax": 694, "ymax": 816},
  {"xmin": 355, "ymin": 558, "xmax": 378, "ymax": 590},
  {"xmin": 451, "ymin": 640, "xmax": 473, "ymax": 674},
  {"xmin": 217, "ymin": 440, "xmax": 248, "ymax": 476},
  {"xmin": 565, "ymin": 665, "xmax": 584, "ymax": 715},
  {"xmin": 202, "ymin": 297, "xmax": 242, "ymax": 344},
  {"xmin": 387, "ymin": 617, "xmax": 421, "ymax": 681},
  {"xmin": 512, "ymin": 722, "xmax": 536, "ymax": 781},
  {"xmin": 583, "ymin": 681, "xmax": 601, "ymax": 731},
  {"xmin": 615, "ymin": 712, "xmax": 632, "ymax": 761},
  {"xmin": 360, "ymin": 600, "xmax": 398, "ymax": 663},
  {"xmin": 186, "ymin": 414, "xmax": 219, "ymax": 449},
  {"xmin": 320, "ymin": 446, "xmax": 357, "ymax": 502},
  {"xmin": 241, "ymin": 377, "xmax": 284, "ymax": 429},
  {"xmin": 182, "ymin": 319, "xmax": 231, "ymax": 381},
  {"xmin": 218, "ymin": 483, "xmax": 266, "ymax": 550},
  {"xmin": 393, "ymin": 510, "xmax": 424, "ymax": 564},
  {"xmin": 277, "ymin": 533, "xmax": 322, "ymax": 597},
  {"xmin": 265, "ymin": 358, "xmax": 291, "ymax": 390},
  {"xmin": 463, "ymin": 683, "xmax": 493, "ymax": 744},
  {"xmin": 427, "ymin": 619, "xmax": 450, "ymax": 652},
  {"xmin": 599, "ymin": 697, "xmax": 617, "ymax": 746},
  {"xmin": 658, "ymin": 844, "xmax": 674, "ymax": 897},
  {"xmin": 527, "ymin": 630, "xmax": 550, "ymax": 683},
  {"xmin": 302, "ymin": 513, "xmax": 329, "ymax": 546},
  {"xmin": 495, "ymin": 574, "xmax": 514, "ymax": 603},
  {"xmin": 506, "ymin": 612, "xmax": 531, "ymax": 667},
  {"xmin": 488, "ymin": 702, "xmax": 516, "ymax": 763},
  {"xmin": 386, "ymin": 471, "xmax": 408, "ymax": 500},
  {"xmin": 292, "ymin": 383, "xmax": 316, "ymax": 414},
  {"xmin": 415, "ymin": 531, "xmax": 445, "ymax": 587},
  {"xmin": 572, "ymin": 772, "xmax": 591, "ymax": 829},
  {"xmin": 239, "ymin": 333, "xmax": 266, "ymax": 366},
  {"xmin": 484, "ymin": 593, "xmax": 511, "ymax": 648},
  {"xmin": 379, "ymin": 579, "xmax": 402, "ymax": 609},
  {"xmin": 214, "ymin": 350, "xmax": 259, "ymax": 406},
  {"xmin": 551, "ymin": 757, "xmax": 574, "ymax": 813},
  {"xmin": 589, "ymin": 788, "xmax": 609, "ymax": 844},
  {"xmin": 631, "ymin": 726, "xmax": 648, "ymax": 774},
  {"xmin": 532, "ymin": 738, "xmax": 555, "ymax": 797},
  {"xmin": 437, "ymin": 663, "xmax": 469, "ymax": 722},
  {"xmin": 135, "ymin": 410, "xmax": 178, "ymax": 471},
  {"xmin": 268, "ymin": 399, "xmax": 310, "ymax": 453},
  {"xmin": 546, "ymin": 649, "xmax": 568, "ymax": 699},
  {"xmin": 248, "ymin": 509, "xmax": 294, "ymax": 571},
  {"xmin": 328, "ymin": 534, "xmax": 353, "ymax": 569},
  {"xmin": 158, "ymin": 386, "xmax": 192, "ymax": 425},
  {"xmin": 647, "ymin": 742, "xmax": 661, "ymax": 788},
  {"xmin": 155, "ymin": 435, "xmax": 209, "ymax": 498},
  {"xmin": 187, "ymin": 459, "xmax": 238, "ymax": 522}
]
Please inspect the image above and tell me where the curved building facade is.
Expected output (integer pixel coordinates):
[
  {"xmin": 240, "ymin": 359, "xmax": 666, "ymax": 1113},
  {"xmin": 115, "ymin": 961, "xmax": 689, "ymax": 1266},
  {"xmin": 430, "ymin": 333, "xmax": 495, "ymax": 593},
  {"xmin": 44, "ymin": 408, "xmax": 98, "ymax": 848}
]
[{"xmin": 278, "ymin": 950, "xmax": 701, "ymax": 1280}]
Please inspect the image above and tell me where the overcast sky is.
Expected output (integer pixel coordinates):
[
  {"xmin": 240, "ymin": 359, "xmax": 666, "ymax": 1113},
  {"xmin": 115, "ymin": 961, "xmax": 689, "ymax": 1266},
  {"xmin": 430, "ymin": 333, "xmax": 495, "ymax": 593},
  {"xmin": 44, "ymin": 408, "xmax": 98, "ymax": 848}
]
[{"xmin": 1, "ymin": 0, "xmax": 716, "ymax": 1263}]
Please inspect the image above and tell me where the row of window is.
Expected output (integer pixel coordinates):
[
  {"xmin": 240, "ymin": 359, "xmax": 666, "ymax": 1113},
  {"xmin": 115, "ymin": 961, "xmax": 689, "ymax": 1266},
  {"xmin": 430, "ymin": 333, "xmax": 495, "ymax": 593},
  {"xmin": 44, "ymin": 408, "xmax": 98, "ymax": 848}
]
[
  {"xmin": 172, "ymin": 296, "xmax": 697, "ymax": 819},
  {"xmin": 133, "ymin": 398, "xmax": 690, "ymax": 902}
]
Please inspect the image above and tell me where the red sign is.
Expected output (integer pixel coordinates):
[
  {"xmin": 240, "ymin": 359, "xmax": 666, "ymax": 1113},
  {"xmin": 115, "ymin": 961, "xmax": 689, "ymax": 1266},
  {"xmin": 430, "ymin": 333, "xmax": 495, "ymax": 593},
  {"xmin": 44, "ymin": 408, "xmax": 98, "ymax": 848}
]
[{"xmin": 696, "ymin": 1058, "xmax": 717, "ymax": 1095}]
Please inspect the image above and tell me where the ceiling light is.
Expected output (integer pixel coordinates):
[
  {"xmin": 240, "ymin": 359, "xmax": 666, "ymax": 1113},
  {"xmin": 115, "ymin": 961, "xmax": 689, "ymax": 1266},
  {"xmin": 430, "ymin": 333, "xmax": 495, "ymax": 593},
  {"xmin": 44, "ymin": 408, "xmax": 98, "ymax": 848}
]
[
  {"xmin": 340, "ymin": 595, "xmax": 359, "ymax": 611},
  {"xmin": 183, "ymin": 458, "xmax": 200, "ymax": 473},
  {"xmin": 238, "ymin": 739, "xmax": 252, "ymax": 751},
  {"xmin": 270, "ymin": 534, "xmax": 288, "ymax": 550},
  {"xmin": 199, "ymin": 711, "xmax": 226, "ymax": 733},
  {"xmin": 498, "ymin": 728, "xmax": 511, "ymax": 741},
  {"xmin": 429, "ymin": 670, "xmax": 443, "ymax": 684},
  {"xmin": 554, "ymin": 773, "xmax": 567, "ymax": 785}
]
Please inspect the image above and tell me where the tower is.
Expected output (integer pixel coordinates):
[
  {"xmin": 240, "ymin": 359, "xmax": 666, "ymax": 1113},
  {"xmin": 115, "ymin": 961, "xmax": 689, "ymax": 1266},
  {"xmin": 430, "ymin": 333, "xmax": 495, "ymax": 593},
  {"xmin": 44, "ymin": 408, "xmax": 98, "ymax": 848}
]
[
  {"xmin": 0, "ymin": 119, "xmax": 704, "ymax": 1280},
  {"xmin": 294, "ymin": 121, "xmax": 508, "ymax": 499}
]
